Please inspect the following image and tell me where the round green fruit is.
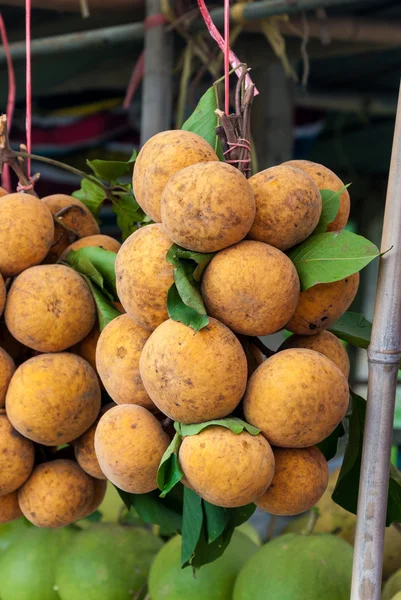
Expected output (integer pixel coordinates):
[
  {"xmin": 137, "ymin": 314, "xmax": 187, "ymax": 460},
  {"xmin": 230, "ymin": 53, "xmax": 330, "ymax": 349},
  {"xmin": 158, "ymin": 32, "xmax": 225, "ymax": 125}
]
[
  {"xmin": 383, "ymin": 569, "xmax": 401, "ymax": 600},
  {"xmin": 55, "ymin": 524, "xmax": 162, "ymax": 600},
  {"xmin": 233, "ymin": 533, "xmax": 353, "ymax": 600},
  {"xmin": 0, "ymin": 518, "xmax": 31, "ymax": 553},
  {"xmin": 149, "ymin": 531, "xmax": 258, "ymax": 600}
]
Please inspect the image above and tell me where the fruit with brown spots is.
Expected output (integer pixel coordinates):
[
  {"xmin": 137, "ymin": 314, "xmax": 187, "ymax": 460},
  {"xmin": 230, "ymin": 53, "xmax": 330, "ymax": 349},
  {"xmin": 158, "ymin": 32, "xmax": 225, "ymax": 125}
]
[
  {"xmin": 0, "ymin": 186, "xmax": 8, "ymax": 197},
  {"xmin": 0, "ymin": 491, "xmax": 22, "ymax": 524},
  {"xmin": 248, "ymin": 165, "xmax": 322, "ymax": 250},
  {"xmin": 115, "ymin": 224, "xmax": 174, "ymax": 330},
  {"xmin": 0, "ymin": 193, "xmax": 54, "ymax": 277},
  {"xmin": 70, "ymin": 325, "xmax": 100, "ymax": 372},
  {"xmin": 139, "ymin": 318, "xmax": 248, "ymax": 423},
  {"xmin": 94, "ymin": 404, "xmax": 170, "ymax": 494},
  {"xmin": 244, "ymin": 348, "xmax": 349, "ymax": 447},
  {"xmin": 18, "ymin": 459, "xmax": 95, "ymax": 527},
  {"xmin": 74, "ymin": 403, "xmax": 114, "ymax": 479},
  {"xmin": 284, "ymin": 159, "xmax": 350, "ymax": 231},
  {"xmin": 286, "ymin": 273, "xmax": 360, "ymax": 336},
  {"xmin": 61, "ymin": 233, "xmax": 121, "ymax": 259},
  {"xmin": 80, "ymin": 479, "xmax": 108, "ymax": 519},
  {"xmin": 5, "ymin": 264, "xmax": 96, "ymax": 352},
  {"xmin": 133, "ymin": 129, "xmax": 219, "ymax": 222},
  {"xmin": 96, "ymin": 314, "xmax": 153, "ymax": 409},
  {"xmin": 0, "ymin": 347, "xmax": 15, "ymax": 407},
  {"xmin": 0, "ymin": 411, "xmax": 35, "ymax": 495},
  {"xmin": 42, "ymin": 194, "xmax": 100, "ymax": 262},
  {"xmin": 6, "ymin": 352, "xmax": 101, "ymax": 446},
  {"xmin": 256, "ymin": 446, "xmax": 328, "ymax": 515},
  {"xmin": 179, "ymin": 426, "xmax": 275, "ymax": 508},
  {"xmin": 201, "ymin": 240, "xmax": 300, "ymax": 336},
  {"xmin": 0, "ymin": 274, "xmax": 5, "ymax": 317},
  {"xmin": 161, "ymin": 161, "xmax": 255, "ymax": 252},
  {"xmin": 280, "ymin": 330, "xmax": 350, "ymax": 378}
]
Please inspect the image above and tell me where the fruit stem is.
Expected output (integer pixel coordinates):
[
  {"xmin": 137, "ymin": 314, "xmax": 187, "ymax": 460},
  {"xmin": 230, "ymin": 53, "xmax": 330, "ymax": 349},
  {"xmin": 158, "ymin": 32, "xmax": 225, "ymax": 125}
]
[
  {"xmin": 0, "ymin": 114, "xmax": 37, "ymax": 195},
  {"xmin": 302, "ymin": 507, "xmax": 320, "ymax": 535}
]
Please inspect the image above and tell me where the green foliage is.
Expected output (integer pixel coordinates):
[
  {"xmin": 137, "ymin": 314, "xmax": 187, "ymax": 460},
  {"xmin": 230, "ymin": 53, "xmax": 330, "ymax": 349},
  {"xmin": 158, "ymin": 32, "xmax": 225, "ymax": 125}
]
[
  {"xmin": 110, "ymin": 189, "xmax": 152, "ymax": 241},
  {"xmin": 72, "ymin": 179, "xmax": 106, "ymax": 219},
  {"xmin": 182, "ymin": 87, "xmax": 220, "ymax": 155},
  {"xmin": 328, "ymin": 311, "xmax": 372, "ymax": 349},
  {"xmin": 175, "ymin": 418, "xmax": 260, "ymax": 437},
  {"xmin": 316, "ymin": 421, "xmax": 345, "ymax": 461},
  {"xmin": 314, "ymin": 186, "xmax": 350, "ymax": 234},
  {"xmin": 83, "ymin": 277, "xmax": 121, "ymax": 331},
  {"xmin": 86, "ymin": 150, "xmax": 137, "ymax": 181}
]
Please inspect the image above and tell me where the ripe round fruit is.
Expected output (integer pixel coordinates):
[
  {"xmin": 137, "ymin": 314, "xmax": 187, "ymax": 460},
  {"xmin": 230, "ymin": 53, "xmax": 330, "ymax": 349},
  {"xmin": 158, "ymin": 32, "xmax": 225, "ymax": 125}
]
[
  {"xmin": 233, "ymin": 533, "xmax": 353, "ymax": 600},
  {"xmin": 6, "ymin": 353, "xmax": 101, "ymax": 445},
  {"xmin": 94, "ymin": 404, "xmax": 169, "ymax": 494},
  {"xmin": 179, "ymin": 426, "xmax": 275, "ymax": 508},
  {"xmin": 161, "ymin": 161, "xmax": 255, "ymax": 252},
  {"xmin": 280, "ymin": 330, "xmax": 350, "ymax": 378},
  {"xmin": 96, "ymin": 314, "xmax": 153, "ymax": 408},
  {"xmin": 115, "ymin": 224, "xmax": 174, "ymax": 330},
  {"xmin": 284, "ymin": 159, "xmax": 350, "ymax": 231},
  {"xmin": 201, "ymin": 241, "xmax": 300, "ymax": 336},
  {"xmin": 286, "ymin": 273, "xmax": 360, "ymax": 336},
  {"xmin": 133, "ymin": 129, "xmax": 219, "ymax": 222},
  {"xmin": 74, "ymin": 404, "xmax": 114, "ymax": 480},
  {"xmin": 383, "ymin": 571, "xmax": 401, "ymax": 600},
  {"xmin": 0, "ymin": 492, "xmax": 22, "ymax": 524},
  {"xmin": 5, "ymin": 264, "xmax": 96, "ymax": 352},
  {"xmin": 18, "ymin": 459, "xmax": 95, "ymax": 528},
  {"xmin": 248, "ymin": 165, "xmax": 322, "ymax": 250},
  {"xmin": 140, "ymin": 318, "xmax": 248, "ymax": 423},
  {"xmin": 256, "ymin": 447, "xmax": 328, "ymax": 516},
  {"xmin": 42, "ymin": 194, "xmax": 100, "ymax": 262},
  {"xmin": 0, "ymin": 412, "xmax": 34, "ymax": 495},
  {"xmin": 0, "ymin": 193, "xmax": 54, "ymax": 277},
  {"xmin": 71, "ymin": 325, "xmax": 99, "ymax": 372},
  {"xmin": 0, "ymin": 273, "xmax": 5, "ymax": 317},
  {"xmin": 149, "ymin": 531, "xmax": 258, "ymax": 600},
  {"xmin": 61, "ymin": 233, "xmax": 121, "ymax": 259},
  {"xmin": 0, "ymin": 347, "xmax": 15, "ymax": 407},
  {"xmin": 55, "ymin": 524, "xmax": 163, "ymax": 600},
  {"xmin": 244, "ymin": 348, "xmax": 349, "ymax": 447},
  {"xmin": 80, "ymin": 479, "xmax": 108, "ymax": 519}
]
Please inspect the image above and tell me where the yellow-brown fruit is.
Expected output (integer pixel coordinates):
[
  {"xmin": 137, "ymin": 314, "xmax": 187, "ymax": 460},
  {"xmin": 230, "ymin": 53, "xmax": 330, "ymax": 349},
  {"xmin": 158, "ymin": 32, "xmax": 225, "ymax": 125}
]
[
  {"xmin": 0, "ymin": 186, "xmax": 8, "ymax": 197},
  {"xmin": 80, "ymin": 479, "xmax": 108, "ymax": 519},
  {"xmin": 71, "ymin": 325, "xmax": 100, "ymax": 372},
  {"xmin": 133, "ymin": 129, "xmax": 219, "ymax": 222},
  {"xmin": 42, "ymin": 194, "xmax": 100, "ymax": 262},
  {"xmin": 244, "ymin": 348, "xmax": 349, "ymax": 447},
  {"xmin": 0, "ymin": 412, "xmax": 35, "ymax": 495},
  {"xmin": 0, "ymin": 322, "xmax": 28, "ymax": 365},
  {"xmin": 94, "ymin": 404, "xmax": 169, "ymax": 494},
  {"xmin": 74, "ymin": 404, "xmax": 114, "ymax": 480},
  {"xmin": 284, "ymin": 160, "xmax": 350, "ymax": 231},
  {"xmin": 248, "ymin": 165, "xmax": 322, "ymax": 250},
  {"xmin": 0, "ymin": 491, "xmax": 22, "ymax": 523},
  {"xmin": 140, "ymin": 318, "xmax": 248, "ymax": 423},
  {"xmin": 201, "ymin": 241, "xmax": 300, "ymax": 336},
  {"xmin": 286, "ymin": 273, "xmax": 360, "ymax": 336},
  {"xmin": 61, "ymin": 234, "xmax": 121, "ymax": 260},
  {"xmin": 5, "ymin": 264, "xmax": 96, "ymax": 352},
  {"xmin": 179, "ymin": 426, "xmax": 275, "ymax": 508},
  {"xmin": 0, "ymin": 274, "xmax": 5, "ymax": 317},
  {"xmin": 115, "ymin": 224, "xmax": 174, "ymax": 330},
  {"xmin": 256, "ymin": 447, "xmax": 328, "ymax": 516},
  {"xmin": 6, "ymin": 353, "xmax": 101, "ymax": 446},
  {"xmin": 18, "ymin": 459, "xmax": 95, "ymax": 528},
  {"xmin": 0, "ymin": 193, "xmax": 54, "ymax": 277},
  {"xmin": 96, "ymin": 314, "xmax": 153, "ymax": 409},
  {"xmin": 0, "ymin": 347, "xmax": 15, "ymax": 407},
  {"xmin": 280, "ymin": 330, "xmax": 350, "ymax": 378},
  {"xmin": 161, "ymin": 161, "xmax": 255, "ymax": 253}
]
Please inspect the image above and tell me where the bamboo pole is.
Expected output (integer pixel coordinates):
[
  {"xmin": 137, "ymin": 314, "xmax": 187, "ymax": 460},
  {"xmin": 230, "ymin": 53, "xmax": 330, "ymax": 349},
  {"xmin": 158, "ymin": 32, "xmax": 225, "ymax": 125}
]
[{"xmin": 351, "ymin": 80, "xmax": 401, "ymax": 600}]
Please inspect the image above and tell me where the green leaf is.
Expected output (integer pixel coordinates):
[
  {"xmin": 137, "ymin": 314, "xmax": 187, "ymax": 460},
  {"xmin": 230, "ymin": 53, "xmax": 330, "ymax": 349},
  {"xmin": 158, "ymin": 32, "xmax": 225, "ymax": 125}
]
[
  {"xmin": 181, "ymin": 487, "xmax": 204, "ymax": 566},
  {"xmin": 84, "ymin": 510, "xmax": 103, "ymax": 523},
  {"xmin": 182, "ymin": 87, "xmax": 218, "ymax": 152},
  {"xmin": 111, "ymin": 191, "xmax": 151, "ymax": 241},
  {"xmin": 174, "ymin": 263, "xmax": 207, "ymax": 315},
  {"xmin": 328, "ymin": 311, "xmax": 372, "ymax": 349},
  {"xmin": 175, "ymin": 417, "xmax": 260, "ymax": 437},
  {"xmin": 72, "ymin": 178, "xmax": 107, "ymax": 218},
  {"xmin": 288, "ymin": 230, "xmax": 380, "ymax": 290},
  {"xmin": 157, "ymin": 433, "xmax": 184, "ymax": 498},
  {"xmin": 167, "ymin": 245, "xmax": 215, "ymax": 281},
  {"xmin": 87, "ymin": 150, "xmax": 137, "ymax": 182},
  {"xmin": 83, "ymin": 277, "xmax": 121, "ymax": 331},
  {"xmin": 66, "ymin": 247, "xmax": 117, "ymax": 298},
  {"xmin": 167, "ymin": 284, "xmax": 209, "ymax": 332},
  {"xmin": 316, "ymin": 421, "xmax": 345, "ymax": 461},
  {"xmin": 314, "ymin": 186, "xmax": 350, "ymax": 235},
  {"xmin": 203, "ymin": 502, "xmax": 230, "ymax": 543}
]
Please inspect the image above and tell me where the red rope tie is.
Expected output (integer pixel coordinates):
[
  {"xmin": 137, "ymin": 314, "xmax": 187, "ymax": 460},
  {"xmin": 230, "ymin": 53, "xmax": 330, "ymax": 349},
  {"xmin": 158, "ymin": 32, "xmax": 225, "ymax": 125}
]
[
  {"xmin": 0, "ymin": 13, "xmax": 15, "ymax": 192},
  {"xmin": 224, "ymin": 0, "xmax": 230, "ymax": 115},
  {"xmin": 144, "ymin": 13, "xmax": 167, "ymax": 30},
  {"xmin": 25, "ymin": 0, "xmax": 32, "ymax": 179},
  {"xmin": 16, "ymin": 176, "xmax": 35, "ymax": 193}
]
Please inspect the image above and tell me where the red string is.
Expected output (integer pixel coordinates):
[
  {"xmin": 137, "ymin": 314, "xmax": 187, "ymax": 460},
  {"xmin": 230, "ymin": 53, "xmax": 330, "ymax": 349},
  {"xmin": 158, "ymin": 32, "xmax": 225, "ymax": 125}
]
[
  {"xmin": 25, "ymin": 0, "xmax": 32, "ymax": 178},
  {"xmin": 224, "ymin": 0, "xmax": 230, "ymax": 114},
  {"xmin": 0, "ymin": 13, "xmax": 15, "ymax": 192}
]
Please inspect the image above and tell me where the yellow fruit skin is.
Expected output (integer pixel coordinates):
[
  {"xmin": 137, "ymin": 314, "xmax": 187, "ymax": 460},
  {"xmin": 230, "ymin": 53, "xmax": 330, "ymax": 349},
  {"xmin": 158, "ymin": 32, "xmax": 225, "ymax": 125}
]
[
  {"xmin": 201, "ymin": 240, "xmax": 300, "ymax": 336},
  {"xmin": 179, "ymin": 426, "xmax": 275, "ymax": 508},
  {"xmin": 6, "ymin": 353, "xmax": 101, "ymax": 446},
  {"xmin": 286, "ymin": 273, "xmax": 360, "ymax": 336},
  {"xmin": 256, "ymin": 447, "xmax": 328, "ymax": 516},
  {"xmin": 0, "ymin": 347, "xmax": 15, "ymax": 408},
  {"xmin": 0, "ymin": 274, "xmax": 5, "ymax": 317},
  {"xmin": 280, "ymin": 330, "xmax": 350, "ymax": 378},
  {"xmin": 161, "ymin": 161, "xmax": 256, "ymax": 253},
  {"xmin": 0, "ymin": 193, "xmax": 54, "ymax": 277},
  {"xmin": 71, "ymin": 325, "xmax": 100, "ymax": 372},
  {"xmin": 5, "ymin": 264, "xmax": 96, "ymax": 352},
  {"xmin": 80, "ymin": 479, "xmax": 108, "ymax": 519},
  {"xmin": 244, "ymin": 348, "xmax": 349, "ymax": 447},
  {"xmin": 96, "ymin": 314, "xmax": 153, "ymax": 409},
  {"xmin": 42, "ymin": 194, "xmax": 100, "ymax": 263},
  {"xmin": 284, "ymin": 160, "xmax": 350, "ymax": 231},
  {"xmin": 74, "ymin": 404, "xmax": 115, "ymax": 480},
  {"xmin": 94, "ymin": 404, "xmax": 169, "ymax": 494},
  {"xmin": 61, "ymin": 234, "xmax": 121, "ymax": 260},
  {"xmin": 115, "ymin": 224, "xmax": 174, "ymax": 331},
  {"xmin": 0, "ymin": 491, "xmax": 22, "ymax": 524},
  {"xmin": 18, "ymin": 459, "xmax": 95, "ymax": 528},
  {"xmin": 133, "ymin": 130, "xmax": 219, "ymax": 222},
  {"xmin": 248, "ymin": 165, "xmax": 322, "ymax": 250},
  {"xmin": 0, "ymin": 412, "xmax": 35, "ymax": 495},
  {"xmin": 139, "ymin": 318, "xmax": 248, "ymax": 424}
]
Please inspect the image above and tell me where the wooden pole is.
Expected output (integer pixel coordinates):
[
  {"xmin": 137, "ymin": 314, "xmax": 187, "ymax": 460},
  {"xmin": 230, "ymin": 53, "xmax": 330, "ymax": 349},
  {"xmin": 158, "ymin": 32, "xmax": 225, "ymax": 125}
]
[{"xmin": 351, "ymin": 80, "xmax": 401, "ymax": 600}]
